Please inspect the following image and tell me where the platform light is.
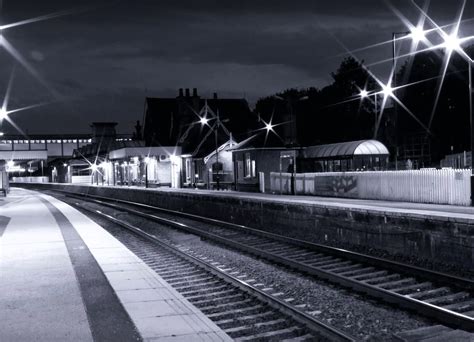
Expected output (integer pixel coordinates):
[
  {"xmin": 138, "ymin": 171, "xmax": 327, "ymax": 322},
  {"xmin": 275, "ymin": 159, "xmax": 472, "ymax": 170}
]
[
  {"xmin": 90, "ymin": 163, "xmax": 98, "ymax": 172},
  {"xmin": 144, "ymin": 156, "xmax": 150, "ymax": 164},
  {"xmin": 169, "ymin": 154, "xmax": 180, "ymax": 164},
  {"xmin": 0, "ymin": 107, "xmax": 7, "ymax": 119},
  {"xmin": 0, "ymin": 132, "xmax": 4, "ymax": 136},
  {"xmin": 199, "ymin": 117, "xmax": 209, "ymax": 125},
  {"xmin": 63, "ymin": 163, "xmax": 67, "ymax": 167},
  {"xmin": 7, "ymin": 160, "xmax": 14, "ymax": 168},
  {"xmin": 381, "ymin": 83, "xmax": 394, "ymax": 98},
  {"xmin": 359, "ymin": 89, "xmax": 369, "ymax": 98},
  {"xmin": 410, "ymin": 25, "xmax": 426, "ymax": 43},
  {"xmin": 443, "ymin": 33, "xmax": 462, "ymax": 52},
  {"xmin": 265, "ymin": 122, "xmax": 274, "ymax": 132}
]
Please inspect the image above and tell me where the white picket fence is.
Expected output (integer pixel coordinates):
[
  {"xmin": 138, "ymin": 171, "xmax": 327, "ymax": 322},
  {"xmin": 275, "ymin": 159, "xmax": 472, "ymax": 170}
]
[
  {"xmin": 270, "ymin": 169, "xmax": 472, "ymax": 206},
  {"xmin": 71, "ymin": 175, "xmax": 92, "ymax": 184}
]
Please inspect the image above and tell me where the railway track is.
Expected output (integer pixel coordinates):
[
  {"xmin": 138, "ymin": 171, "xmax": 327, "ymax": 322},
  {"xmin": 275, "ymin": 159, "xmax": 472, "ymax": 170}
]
[
  {"xmin": 53, "ymin": 190, "xmax": 474, "ymax": 332},
  {"xmin": 74, "ymin": 200, "xmax": 354, "ymax": 342}
]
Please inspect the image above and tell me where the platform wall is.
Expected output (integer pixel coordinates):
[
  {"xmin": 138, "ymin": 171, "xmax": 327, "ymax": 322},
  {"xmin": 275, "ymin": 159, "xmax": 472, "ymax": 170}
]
[
  {"xmin": 270, "ymin": 169, "xmax": 471, "ymax": 206},
  {"xmin": 13, "ymin": 182, "xmax": 474, "ymax": 270}
]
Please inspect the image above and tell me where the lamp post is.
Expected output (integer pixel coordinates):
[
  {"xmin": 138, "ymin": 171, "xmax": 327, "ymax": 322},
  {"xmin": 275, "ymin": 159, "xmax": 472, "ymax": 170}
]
[
  {"xmin": 360, "ymin": 89, "xmax": 378, "ymax": 138},
  {"xmin": 144, "ymin": 157, "xmax": 150, "ymax": 188},
  {"xmin": 274, "ymin": 95, "xmax": 308, "ymax": 147},
  {"xmin": 214, "ymin": 110, "xmax": 221, "ymax": 190}
]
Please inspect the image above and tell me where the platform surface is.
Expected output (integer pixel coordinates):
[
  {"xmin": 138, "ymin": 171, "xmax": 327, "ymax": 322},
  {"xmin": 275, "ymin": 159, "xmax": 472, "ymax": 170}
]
[{"xmin": 0, "ymin": 188, "xmax": 231, "ymax": 342}]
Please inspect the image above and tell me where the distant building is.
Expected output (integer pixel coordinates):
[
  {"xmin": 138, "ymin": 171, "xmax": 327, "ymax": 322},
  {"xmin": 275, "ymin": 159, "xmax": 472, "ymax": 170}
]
[{"xmin": 142, "ymin": 88, "xmax": 256, "ymax": 153}]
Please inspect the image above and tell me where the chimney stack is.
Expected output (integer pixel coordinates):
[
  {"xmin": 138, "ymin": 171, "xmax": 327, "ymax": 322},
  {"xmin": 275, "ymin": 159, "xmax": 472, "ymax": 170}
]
[
  {"xmin": 185, "ymin": 88, "xmax": 190, "ymax": 97},
  {"xmin": 213, "ymin": 92, "xmax": 218, "ymax": 100},
  {"xmin": 178, "ymin": 88, "xmax": 183, "ymax": 97},
  {"xmin": 192, "ymin": 88, "xmax": 198, "ymax": 97}
]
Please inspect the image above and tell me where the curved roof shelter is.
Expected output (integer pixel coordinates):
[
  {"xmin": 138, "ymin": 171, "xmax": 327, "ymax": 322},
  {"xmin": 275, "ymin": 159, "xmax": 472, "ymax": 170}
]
[{"xmin": 304, "ymin": 140, "xmax": 389, "ymax": 159}]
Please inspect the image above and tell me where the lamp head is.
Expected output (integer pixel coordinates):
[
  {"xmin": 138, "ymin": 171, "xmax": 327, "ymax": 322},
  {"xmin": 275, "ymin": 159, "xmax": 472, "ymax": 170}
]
[{"xmin": 359, "ymin": 89, "xmax": 369, "ymax": 98}]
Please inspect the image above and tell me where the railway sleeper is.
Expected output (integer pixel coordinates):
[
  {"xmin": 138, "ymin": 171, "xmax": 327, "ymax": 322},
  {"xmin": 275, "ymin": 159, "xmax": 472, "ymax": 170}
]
[
  {"xmin": 185, "ymin": 288, "xmax": 237, "ymax": 301},
  {"xmin": 320, "ymin": 261, "xmax": 354, "ymax": 271},
  {"xmin": 215, "ymin": 311, "xmax": 277, "ymax": 327},
  {"xmin": 376, "ymin": 277, "xmax": 416, "ymax": 289},
  {"xmin": 338, "ymin": 266, "xmax": 375, "ymax": 277},
  {"xmin": 424, "ymin": 292, "xmax": 470, "ymax": 306},
  {"xmin": 302, "ymin": 255, "xmax": 335, "ymax": 265},
  {"xmin": 224, "ymin": 318, "xmax": 291, "ymax": 338},
  {"xmin": 281, "ymin": 333, "xmax": 315, "ymax": 342},
  {"xmin": 199, "ymin": 299, "xmax": 255, "ymax": 313},
  {"xmin": 190, "ymin": 293, "xmax": 247, "ymax": 306},
  {"xmin": 248, "ymin": 241, "xmax": 281, "ymax": 249},
  {"xmin": 391, "ymin": 281, "xmax": 433, "ymax": 295},
  {"xmin": 406, "ymin": 287, "xmax": 450, "ymax": 300},
  {"xmin": 160, "ymin": 269, "xmax": 203, "ymax": 281},
  {"xmin": 166, "ymin": 273, "xmax": 212, "ymax": 284},
  {"xmin": 168, "ymin": 276, "xmax": 215, "ymax": 287},
  {"xmin": 442, "ymin": 298, "xmax": 474, "ymax": 312},
  {"xmin": 291, "ymin": 252, "xmax": 326, "ymax": 261},
  {"xmin": 461, "ymin": 310, "xmax": 474, "ymax": 317},
  {"xmin": 206, "ymin": 305, "xmax": 266, "ymax": 320},
  {"xmin": 308, "ymin": 258, "xmax": 342, "ymax": 267},
  {"xmin": 179, "ymin": 284, "xmax": 229, "ymax": 296},
  {"xmin": 279, "ymin": 250, "xmax": 314, "ymax": 259},
  {"xmin": 362, "ymin": 273, "xmax": 400, "ymax": 285},
  {"xmin": 173, "ymin": 279, "xmax": 222, "ymax": 292},
  {"xmin": 234, "ymin": 326, "xmax": 306, "ymax": 342},
  {"xmin": 265, "ymin": 245, "xmax": 300, "ymax": 254}
]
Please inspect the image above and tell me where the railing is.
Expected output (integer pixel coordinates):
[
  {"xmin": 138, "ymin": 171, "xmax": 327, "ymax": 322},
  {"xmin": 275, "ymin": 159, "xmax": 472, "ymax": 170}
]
[{"xmin": 270, "ymin": 169, "xmax": 471, "ymax": 206}]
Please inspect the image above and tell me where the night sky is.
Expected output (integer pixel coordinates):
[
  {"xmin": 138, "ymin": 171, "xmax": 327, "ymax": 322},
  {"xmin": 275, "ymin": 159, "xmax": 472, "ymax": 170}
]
[{"xmin": 1, "ymin": 0, "xmax": 473, "ymax": 135}]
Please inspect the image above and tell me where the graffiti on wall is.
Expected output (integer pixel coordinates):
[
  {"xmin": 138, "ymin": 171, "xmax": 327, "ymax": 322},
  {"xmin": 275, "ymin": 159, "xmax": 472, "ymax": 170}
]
[{"xmin": 313, "ymin": 175, "xmax": 358, "ymax": 197}]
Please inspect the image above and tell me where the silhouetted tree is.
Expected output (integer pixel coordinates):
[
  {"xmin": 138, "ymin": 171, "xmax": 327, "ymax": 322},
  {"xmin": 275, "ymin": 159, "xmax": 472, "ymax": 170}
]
[
  {"xmin": 255, "ymin": 57, "xmax": 376, "ymax": 146},
  {"xmin": 396, "ymin": 45, "xmax": 474, "ymax": 162}
]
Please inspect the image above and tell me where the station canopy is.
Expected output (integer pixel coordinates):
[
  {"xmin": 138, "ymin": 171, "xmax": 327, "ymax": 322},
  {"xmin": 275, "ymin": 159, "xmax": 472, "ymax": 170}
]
[
  {"xmin": 304, "ymin": 140, "xmax": 389, "ymax": 159},
  {"xmin": 0, "ymin": 150, "xmax": 48, "ymax": 161}
]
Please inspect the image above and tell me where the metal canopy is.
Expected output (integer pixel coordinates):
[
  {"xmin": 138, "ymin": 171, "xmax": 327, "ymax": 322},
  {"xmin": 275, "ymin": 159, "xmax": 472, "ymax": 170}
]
[
  {"xmin": 304, "ymin": 140, "xmax": 389, "ymax": 159},
  {"xmin": 0, "ymin": 150, "xmax": 48, "ymax": 160}
]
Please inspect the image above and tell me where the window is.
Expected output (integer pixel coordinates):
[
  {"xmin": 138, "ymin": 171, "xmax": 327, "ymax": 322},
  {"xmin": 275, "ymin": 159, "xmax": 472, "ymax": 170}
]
[{"xmin": 244, "ymin": 153, "xmax": 256, "ymax": 178}]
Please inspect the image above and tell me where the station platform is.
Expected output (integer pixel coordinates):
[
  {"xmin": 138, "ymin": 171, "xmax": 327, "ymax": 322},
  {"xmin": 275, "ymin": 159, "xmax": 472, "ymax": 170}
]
[
  {"xmin": 0, "ymin": 188, "xmax": 231, "ymax": 341},
  {"xmin": 93, "ymin": 184, "xmax": 474, "ymax": 223}
]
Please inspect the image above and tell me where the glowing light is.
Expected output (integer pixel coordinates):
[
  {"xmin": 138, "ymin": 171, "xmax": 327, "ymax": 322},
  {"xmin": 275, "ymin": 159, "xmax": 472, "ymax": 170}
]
[
  {"xmin": 90, "ymin": 164, "xmax": 98, "ymax": 172},
  {"xmin": 443, "ymin": 33, "xmax": 462, "ymax": 52},
  {"xmin": 199, "ymin": 117, "xmax": 209, "ymax": 125},
  {"xmin": 0, "ymin": 108, "xmax": 7, "ymax": 119},
  {"xmin": 410, "ymin": 26, "xmax": 426, "ymax": 42},
  {"xmin": 381, "ymin": 83, "xmax": 394, "ymax": 98},
  {"xmin": 7, "ymin": 160, "xmax": 14, "ymax": 168},
  {"xmin": 169, "ymin": 154, "xmax": 180, "ymax": 164},
  {"xmin": 144, "ymin": 156, "xmax": 151, "ymax": 164},
  {"xmin": 0, "ymin": 132, "xmax": 4, "ymax": 136},
  {"xmin": 63, "ymin": 163, "xmax": 67, "ymax": 167},
  {"xmin": 265, "ymin": 122, "xmax": 274, "ymax": 132},
  {"xmin": 359, "ymin": 89, "xmax": 369, "ymax": 98}
]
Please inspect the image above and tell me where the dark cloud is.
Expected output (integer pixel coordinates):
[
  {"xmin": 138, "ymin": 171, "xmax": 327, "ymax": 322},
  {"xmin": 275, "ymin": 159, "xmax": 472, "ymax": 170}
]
[{"xmin": 0, "ymin": 0, "xmax": 473, "ymax": 134}]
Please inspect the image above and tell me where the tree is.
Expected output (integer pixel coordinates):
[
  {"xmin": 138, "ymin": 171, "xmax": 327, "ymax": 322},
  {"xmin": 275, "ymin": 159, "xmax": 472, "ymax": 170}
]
[
  {"xmin": 396, "ymin": 46, "xmax": 473, "ymax": 163},
  {"xmin": 255, "ymin": 56, "xmax": 376, "ymax": 146}
]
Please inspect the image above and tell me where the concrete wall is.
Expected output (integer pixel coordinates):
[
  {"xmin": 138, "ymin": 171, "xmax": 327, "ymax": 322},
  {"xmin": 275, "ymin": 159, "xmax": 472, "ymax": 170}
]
[{"xmin": 13, "ymin": 182, "xmax": 474, "ymax": 271}]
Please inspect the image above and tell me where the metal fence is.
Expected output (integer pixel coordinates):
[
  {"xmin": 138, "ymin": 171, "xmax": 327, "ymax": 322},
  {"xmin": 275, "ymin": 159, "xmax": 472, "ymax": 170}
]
[{"xmin": 270, "ymin": 169, "xmax": 471, "ymax": 206}]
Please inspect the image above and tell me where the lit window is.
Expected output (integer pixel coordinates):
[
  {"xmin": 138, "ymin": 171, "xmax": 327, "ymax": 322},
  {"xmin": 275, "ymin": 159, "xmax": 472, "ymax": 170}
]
[{"xmin": 244, "ymin": 153, "xmax": 256, "ymax": 178}]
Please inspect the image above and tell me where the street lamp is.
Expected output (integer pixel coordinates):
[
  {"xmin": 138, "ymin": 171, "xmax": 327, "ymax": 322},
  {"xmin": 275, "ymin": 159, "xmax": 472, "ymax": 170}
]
[
  {"xmin": 273, "ymin": 95, "xmax": 308, "ymax": 146},
  {"xmin": 360, "ymin": 89, "xmax": 378, "ymax": 138},
  {"xmin": 144, "ymin": 156, "xmax": 150, "ymax": 188}
]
